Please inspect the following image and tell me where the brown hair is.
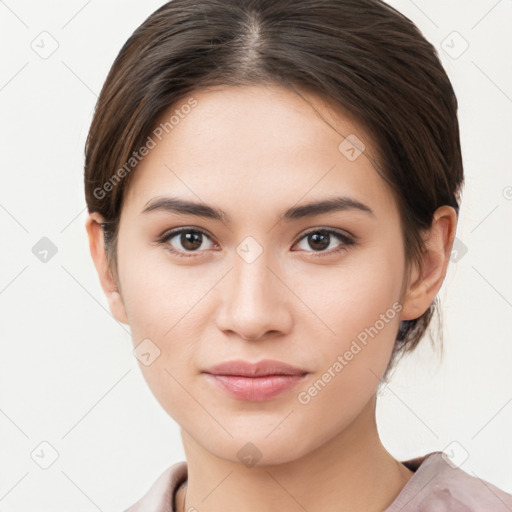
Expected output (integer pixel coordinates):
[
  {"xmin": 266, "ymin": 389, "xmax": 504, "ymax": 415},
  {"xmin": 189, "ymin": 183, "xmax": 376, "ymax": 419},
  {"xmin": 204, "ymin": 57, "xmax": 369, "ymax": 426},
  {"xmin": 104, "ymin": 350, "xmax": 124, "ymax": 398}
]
[{"xmin": 84, "ymin": 0, "xmax": 464, "ymax": 378}]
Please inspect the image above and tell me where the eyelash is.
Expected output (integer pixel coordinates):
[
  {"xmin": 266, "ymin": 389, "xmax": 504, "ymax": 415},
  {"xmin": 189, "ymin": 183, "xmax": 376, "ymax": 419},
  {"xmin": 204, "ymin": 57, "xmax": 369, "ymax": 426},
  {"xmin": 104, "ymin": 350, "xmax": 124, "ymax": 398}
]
[{"xmin": 157, "ymin": 227, "xmax": 355, "ymax": 259}]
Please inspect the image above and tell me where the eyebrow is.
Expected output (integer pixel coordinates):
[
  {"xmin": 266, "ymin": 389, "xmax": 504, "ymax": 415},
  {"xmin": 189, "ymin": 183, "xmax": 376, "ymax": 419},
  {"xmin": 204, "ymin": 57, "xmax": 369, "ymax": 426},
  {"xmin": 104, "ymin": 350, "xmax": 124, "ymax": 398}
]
[{"xmin": 141, "ymin": 195, "xmax": 375, "ymax": 223}]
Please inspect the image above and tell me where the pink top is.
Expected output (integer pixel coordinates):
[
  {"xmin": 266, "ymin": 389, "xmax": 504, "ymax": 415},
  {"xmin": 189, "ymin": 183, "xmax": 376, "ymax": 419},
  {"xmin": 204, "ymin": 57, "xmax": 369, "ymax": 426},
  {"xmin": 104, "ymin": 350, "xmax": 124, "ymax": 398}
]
[{"xmin": 123, "ymin": 451, "xmax": 512, "ymax": 511}]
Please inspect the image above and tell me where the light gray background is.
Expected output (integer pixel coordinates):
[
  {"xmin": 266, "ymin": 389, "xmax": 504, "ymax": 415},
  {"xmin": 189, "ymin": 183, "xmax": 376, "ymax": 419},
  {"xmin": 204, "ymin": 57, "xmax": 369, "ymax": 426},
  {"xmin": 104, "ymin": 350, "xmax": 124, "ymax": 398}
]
[{"xmin": 1, "ymin": 0, "xmax": 511, "ymax": 510}]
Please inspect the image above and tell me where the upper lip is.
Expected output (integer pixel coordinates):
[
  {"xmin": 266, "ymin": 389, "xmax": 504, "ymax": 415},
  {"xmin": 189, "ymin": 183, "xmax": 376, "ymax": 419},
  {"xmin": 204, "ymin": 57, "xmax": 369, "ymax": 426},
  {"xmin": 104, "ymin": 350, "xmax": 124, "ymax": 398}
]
[{"xmin": 204, "ymin": 359, "xmax": 308, "ymax": 377}]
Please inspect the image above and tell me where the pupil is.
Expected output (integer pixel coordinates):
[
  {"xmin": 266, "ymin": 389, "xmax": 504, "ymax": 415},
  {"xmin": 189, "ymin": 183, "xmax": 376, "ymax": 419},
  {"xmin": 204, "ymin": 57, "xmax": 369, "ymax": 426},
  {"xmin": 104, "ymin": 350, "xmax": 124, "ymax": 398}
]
[{"xmin": 309, "ymin": 232, "xmax": 329, "ymax": 251}]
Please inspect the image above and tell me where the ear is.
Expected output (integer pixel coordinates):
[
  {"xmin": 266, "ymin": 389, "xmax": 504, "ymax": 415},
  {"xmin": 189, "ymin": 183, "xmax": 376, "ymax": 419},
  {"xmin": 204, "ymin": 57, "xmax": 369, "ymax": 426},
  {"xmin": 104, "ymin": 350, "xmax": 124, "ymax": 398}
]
[
  {"xmin": 85, "ymin": 212, "xmax": 129, "ymax": 325},
  {"xmin": 400, "ymin": 205, "xmax": 458, "ymax": 321}
]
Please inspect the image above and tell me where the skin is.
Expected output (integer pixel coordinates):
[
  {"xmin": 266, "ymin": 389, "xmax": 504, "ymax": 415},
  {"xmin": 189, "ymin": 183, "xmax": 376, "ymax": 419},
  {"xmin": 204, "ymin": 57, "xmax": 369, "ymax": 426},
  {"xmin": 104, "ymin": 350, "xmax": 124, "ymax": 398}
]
[{"xmin": 86, "ymin": 84, "xmax": 457, "ymax": 512}]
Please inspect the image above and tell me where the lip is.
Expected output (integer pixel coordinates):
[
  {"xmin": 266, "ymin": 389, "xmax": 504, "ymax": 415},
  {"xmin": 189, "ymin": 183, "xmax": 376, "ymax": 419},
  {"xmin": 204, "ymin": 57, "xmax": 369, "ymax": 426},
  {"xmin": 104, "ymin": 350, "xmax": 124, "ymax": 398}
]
[
  {"xmin": 204, "ymin": 359, "xmax": 307, "ymax": 377},
  {"xmin": 203, "ymin": 359, "xmax": 308, "ymax": 402}
]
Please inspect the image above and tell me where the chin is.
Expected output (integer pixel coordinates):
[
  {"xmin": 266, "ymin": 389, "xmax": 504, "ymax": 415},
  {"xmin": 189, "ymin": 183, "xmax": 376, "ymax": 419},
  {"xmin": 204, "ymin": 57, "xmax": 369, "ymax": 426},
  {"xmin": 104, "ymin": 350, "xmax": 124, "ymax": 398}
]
[{"xmin": 186, "ymin": 419, "xmax": 328, "ymax": 468}]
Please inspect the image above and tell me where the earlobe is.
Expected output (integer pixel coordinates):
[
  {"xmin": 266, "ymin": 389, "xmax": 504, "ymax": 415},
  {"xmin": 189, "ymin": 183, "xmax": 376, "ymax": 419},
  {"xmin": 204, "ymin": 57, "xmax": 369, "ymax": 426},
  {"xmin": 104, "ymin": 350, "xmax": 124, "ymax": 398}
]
[
  {"xmin": 85, "ymin": 212, "xmax": 129, "ymax": 325},
  {"xmin": 400, "ymin": 205, "xmax": 457, "ymax": 321}
]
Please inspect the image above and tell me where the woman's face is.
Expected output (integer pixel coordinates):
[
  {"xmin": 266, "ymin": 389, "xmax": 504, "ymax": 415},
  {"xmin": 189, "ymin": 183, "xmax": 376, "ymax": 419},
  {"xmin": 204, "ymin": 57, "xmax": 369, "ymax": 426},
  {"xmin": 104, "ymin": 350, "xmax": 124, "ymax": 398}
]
[{"xmin": 110, "ymin": 85, "xmax": 416, "ymax": 464}]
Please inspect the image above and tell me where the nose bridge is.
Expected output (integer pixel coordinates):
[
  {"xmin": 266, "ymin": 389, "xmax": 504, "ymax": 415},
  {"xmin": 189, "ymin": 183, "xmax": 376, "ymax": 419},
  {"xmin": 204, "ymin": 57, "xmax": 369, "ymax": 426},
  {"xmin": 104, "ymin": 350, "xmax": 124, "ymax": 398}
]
[
  {"xmin": 216, "ymin": 245, "xmax": 291, "ymax": 340},
  {"xmin": 233, "ymin": 250, "xmax": 274, "ymax": 304}
]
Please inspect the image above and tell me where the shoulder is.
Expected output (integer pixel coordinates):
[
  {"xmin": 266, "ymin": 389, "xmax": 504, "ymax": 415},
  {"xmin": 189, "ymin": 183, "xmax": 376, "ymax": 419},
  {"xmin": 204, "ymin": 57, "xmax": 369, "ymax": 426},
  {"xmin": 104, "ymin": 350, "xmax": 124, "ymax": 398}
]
[
  {"xmin": 387, "ymin": 451, "xmax": 512, "ymax": 511},
  {"xmin": 122, "ymin": 461, "xmax": 188, "ymax": 512}
]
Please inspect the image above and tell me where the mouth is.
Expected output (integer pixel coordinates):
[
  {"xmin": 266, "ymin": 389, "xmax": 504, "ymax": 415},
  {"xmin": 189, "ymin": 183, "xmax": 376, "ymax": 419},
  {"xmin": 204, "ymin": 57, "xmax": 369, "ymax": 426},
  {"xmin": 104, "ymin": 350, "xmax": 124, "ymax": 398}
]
[{"xmin": 203, "ymin": 359, "xmax": 308, "ymax": 401}]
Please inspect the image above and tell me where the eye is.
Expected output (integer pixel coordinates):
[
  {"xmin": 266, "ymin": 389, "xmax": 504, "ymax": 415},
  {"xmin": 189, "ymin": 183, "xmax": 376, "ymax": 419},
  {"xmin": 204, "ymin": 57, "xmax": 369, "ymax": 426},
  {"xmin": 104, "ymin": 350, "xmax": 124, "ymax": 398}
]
[
  {"xmin": 157, "ymin": 226, "xmax": 355, "ymax": 259},
  {"xmin": 293, "ymin": 228, "xmax": 355, "ymax": 256},
  {"xmin": 158, "ymin": 227, "xmax": 216, "ymax": 257}
]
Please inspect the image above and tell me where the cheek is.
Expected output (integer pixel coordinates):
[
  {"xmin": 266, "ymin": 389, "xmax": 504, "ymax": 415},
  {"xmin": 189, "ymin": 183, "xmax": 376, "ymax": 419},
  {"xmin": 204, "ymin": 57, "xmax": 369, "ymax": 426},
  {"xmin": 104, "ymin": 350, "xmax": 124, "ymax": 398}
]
[
  {"xmin": 117, "ymin": 239, "xmax": 209, "ymax": 339},
  {"xmin": 116, "ymin": 246, "xmax": 220, "ymax": 417},
  {"xmin": 293, "ymin": 243, "xmax": 405, "ymax": 386},
  {"xmin": 289, "ymin": 260, "xmax": 404, "ymax": 451},
  {"xmin": 292, "ymin": 240, "xmax": 404, "ymax": 340}
]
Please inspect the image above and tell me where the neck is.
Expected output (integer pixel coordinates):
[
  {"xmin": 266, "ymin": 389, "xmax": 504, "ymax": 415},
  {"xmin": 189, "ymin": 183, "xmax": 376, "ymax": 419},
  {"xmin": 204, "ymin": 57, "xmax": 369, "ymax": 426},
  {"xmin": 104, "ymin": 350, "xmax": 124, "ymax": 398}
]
[{"xmin": 176, "ymin": 394, "xmax": 413, "ymax": 512}]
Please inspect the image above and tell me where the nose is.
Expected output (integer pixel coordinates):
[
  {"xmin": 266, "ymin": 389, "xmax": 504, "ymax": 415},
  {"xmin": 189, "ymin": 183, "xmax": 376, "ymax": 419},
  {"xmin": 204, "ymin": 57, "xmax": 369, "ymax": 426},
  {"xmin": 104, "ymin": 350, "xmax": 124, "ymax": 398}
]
[{"xmin": 215, "ymin": 252, "xmax": 293, "ymax": 341}]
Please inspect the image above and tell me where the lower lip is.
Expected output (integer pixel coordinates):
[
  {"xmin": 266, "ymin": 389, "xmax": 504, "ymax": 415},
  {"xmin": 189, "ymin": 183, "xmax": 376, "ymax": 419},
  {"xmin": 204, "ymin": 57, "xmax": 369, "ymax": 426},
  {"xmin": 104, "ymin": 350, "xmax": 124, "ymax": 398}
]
[{"xmin": 205, "ymin": 373, "xmax": 307, "ymax": 401}]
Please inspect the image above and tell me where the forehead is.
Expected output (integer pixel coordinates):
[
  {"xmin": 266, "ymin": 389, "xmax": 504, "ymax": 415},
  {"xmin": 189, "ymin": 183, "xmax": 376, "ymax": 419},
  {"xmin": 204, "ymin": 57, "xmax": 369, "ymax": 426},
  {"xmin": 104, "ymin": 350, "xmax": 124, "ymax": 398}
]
[{"xmin": 123, "ymin": 84, "xmax": 398, "ymax": 221}]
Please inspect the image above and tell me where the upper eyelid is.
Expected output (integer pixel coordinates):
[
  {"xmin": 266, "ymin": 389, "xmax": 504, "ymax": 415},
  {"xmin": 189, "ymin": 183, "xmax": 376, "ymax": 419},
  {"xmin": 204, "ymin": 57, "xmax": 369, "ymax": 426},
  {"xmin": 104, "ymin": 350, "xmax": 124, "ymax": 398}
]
[{"xmin": 299, "ymin": 227, "xmax": 354, "ymax": 240}]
